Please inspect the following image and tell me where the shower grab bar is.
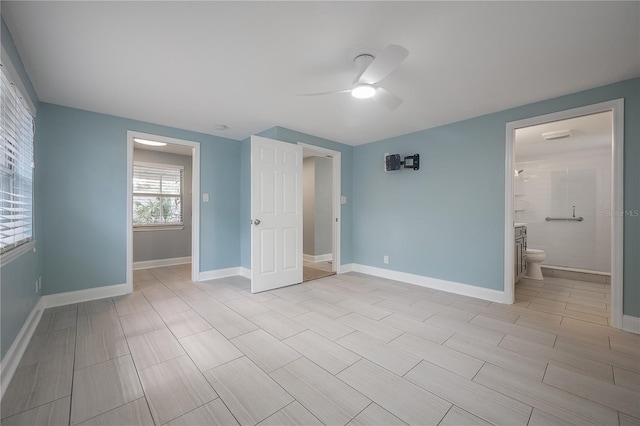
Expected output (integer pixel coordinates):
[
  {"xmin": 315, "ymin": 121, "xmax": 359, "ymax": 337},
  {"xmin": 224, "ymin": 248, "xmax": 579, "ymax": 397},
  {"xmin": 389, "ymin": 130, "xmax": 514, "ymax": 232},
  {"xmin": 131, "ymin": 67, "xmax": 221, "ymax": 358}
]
[{"xmin": 545, "ymin": 217, "xmax": 584, "ymax": 222}]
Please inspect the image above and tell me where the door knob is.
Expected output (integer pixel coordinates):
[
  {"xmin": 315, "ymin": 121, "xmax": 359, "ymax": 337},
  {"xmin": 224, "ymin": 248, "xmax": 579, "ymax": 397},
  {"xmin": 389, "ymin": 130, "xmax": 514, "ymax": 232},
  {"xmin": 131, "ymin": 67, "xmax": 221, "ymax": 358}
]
[{"xmin": 254, "ymin": 219, "xmax": 261, "ymax": 225}]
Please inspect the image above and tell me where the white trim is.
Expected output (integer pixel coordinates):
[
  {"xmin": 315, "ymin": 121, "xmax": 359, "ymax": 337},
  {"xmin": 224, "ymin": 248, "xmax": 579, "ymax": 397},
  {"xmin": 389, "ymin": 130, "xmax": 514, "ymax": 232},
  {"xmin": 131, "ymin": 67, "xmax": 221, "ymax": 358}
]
[
  {"xmin": 297, "ymin": 143, "xmax": 342, "ymax": 274},
  {"xmin": 339, "ymin": 263, "xmax": 355, "ymax": 273},
  {"xmin": 133, "ymin": 256, "xmax": 192, "ymax": 270},
  {"xmin": 542, "ymin": 264, "xmax": 610, "ymax": 276},
  {"xmin": 127, "ymin": 131, "xmax": 201, "ymax": 288},
  {"xmin": 42, "ymin": 283, "xmax": 129, "ymax": 309},
  {"xmin": 0, "ymin": 281, "xmax": 127, "ymax": 394},
  {"xmin": 351, "ymin": 264, "xmax": 505, "ymax": 303},
  {"xmin": 0, "ymin": 241, "xmax": 36, "ymax": 268},
  {"xmin": 303, "ymin": 253, "xmax": 332, "ymax": 262},
  {"xmin": 198, "ymin": 267, "xmax": 246, "ymax": 281},
  {"xmin": 622, "ymin": 315, "xmax": 640, "ymax": 335},
  {"xmin": 239, "ymin": 267, "xmax": 251, "ymax": 279},
  {"xmin": 610, "ymin": 100, "xmax": 625, "ymax": 329},
  {"xmin": 0, "ymin": 297, "xmax": 43, "ymax": 399},
  {"xmin": 504, "ymin": 100, "xmax": 624, "ymax": 330},
  {"xmin": 127, "ymin": 135, "xmax": 134, "ymax": 293},
  {"xmin": 133, "ymin": 160, "xmax": 185, "ymax": 170},
  {"xmin": 0, "ymin": 44, "xmax": 37, "ymax": 115},
  {"xmin": 133, "ymin": 225, "xmax": 184, "ymax": 232},
  {"xmin": 504, "ymin": 120, "xmax": 516, "ymax": 304}
]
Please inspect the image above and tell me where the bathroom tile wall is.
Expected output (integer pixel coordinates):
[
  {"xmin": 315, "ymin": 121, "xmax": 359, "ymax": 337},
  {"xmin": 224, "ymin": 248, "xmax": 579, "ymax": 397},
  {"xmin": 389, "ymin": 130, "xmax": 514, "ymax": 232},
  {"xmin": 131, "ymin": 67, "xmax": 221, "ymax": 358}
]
[{"xmin": 515, "ymin": 148, "xmax": 611, "ymax": 273}]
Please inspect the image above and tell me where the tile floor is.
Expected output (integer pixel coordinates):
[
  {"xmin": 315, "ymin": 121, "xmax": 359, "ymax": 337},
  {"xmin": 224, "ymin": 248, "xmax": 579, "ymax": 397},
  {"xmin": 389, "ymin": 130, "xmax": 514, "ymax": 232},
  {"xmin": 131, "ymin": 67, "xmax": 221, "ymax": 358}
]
[
  {"xmin": 303, "ymin": 261, "xmax": 333, "ymax": 273},
  {"xmin": 1, "ymin": 265, "xmax": 638, "ymax": 425},
  {"xmin": 303, "ymin": 261, "xmax": 335, "ymax": 282}
]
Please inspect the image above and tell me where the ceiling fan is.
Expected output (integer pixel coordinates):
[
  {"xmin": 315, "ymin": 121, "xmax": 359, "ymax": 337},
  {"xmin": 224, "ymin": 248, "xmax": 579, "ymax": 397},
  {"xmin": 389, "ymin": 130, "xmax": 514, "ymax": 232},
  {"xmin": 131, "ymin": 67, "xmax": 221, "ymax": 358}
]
[{"xmin": 299, "ymin": 44, "xmax": 409, "ymax": 111}]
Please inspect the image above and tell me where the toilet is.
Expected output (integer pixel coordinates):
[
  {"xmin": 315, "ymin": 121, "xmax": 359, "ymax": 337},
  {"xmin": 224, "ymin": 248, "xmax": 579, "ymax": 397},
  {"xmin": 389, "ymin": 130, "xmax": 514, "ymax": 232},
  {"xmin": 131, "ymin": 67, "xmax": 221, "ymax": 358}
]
[{"xmin": 525, "ymin": 249, "xmax": 546, "ymax": 280}]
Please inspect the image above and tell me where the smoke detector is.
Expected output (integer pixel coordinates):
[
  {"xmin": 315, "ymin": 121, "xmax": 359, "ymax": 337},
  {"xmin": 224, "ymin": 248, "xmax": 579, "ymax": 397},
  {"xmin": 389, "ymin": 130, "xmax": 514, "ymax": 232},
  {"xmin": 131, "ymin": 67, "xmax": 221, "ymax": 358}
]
[{"xmin": 542, "ymin": 130, "xmax": 572, "ymax": 140}]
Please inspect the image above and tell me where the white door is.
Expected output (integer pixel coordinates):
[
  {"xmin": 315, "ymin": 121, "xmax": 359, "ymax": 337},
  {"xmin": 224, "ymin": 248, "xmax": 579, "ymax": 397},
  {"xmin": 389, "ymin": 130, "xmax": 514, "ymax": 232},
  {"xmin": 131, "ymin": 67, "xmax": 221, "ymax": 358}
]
[{"xmin": 251, "ymin": 136, "xmax": 303, "ymax": 292}]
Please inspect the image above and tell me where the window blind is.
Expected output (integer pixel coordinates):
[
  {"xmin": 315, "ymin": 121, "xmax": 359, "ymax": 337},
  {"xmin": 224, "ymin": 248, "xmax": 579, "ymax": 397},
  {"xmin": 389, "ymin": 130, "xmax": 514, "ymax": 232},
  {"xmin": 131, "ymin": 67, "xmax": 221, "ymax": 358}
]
[
  {"xmin": 0, "ymin": 67, "xmax": 34, "ymax": 253},
  {"xmin": 133, "ymin": 162, "xmax": 183, "ymax": 225}
]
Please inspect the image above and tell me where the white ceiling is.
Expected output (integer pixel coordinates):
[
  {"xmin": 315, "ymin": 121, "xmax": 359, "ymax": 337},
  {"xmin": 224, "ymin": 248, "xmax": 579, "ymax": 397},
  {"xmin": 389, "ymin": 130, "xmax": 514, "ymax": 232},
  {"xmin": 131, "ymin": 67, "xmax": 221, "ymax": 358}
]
[
  {"xmin": 515, "ymin": 111, "xmax": 612, "ymax": 161},
  {"xmin": 3, "ymin": 2, "xmax": 639, "ymax": 146}
]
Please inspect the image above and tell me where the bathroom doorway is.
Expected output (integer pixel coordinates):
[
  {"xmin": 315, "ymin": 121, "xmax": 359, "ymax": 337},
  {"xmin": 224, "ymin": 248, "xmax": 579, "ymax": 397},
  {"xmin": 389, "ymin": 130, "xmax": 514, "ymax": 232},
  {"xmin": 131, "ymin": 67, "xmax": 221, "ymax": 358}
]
[
  {"xmin": 126, "ymin": 131, "xmax": 201, "ymax": 292},
  {"xmin": 504, "ymin": 100, "xmax": 625, "ymax": 330},
  {"xmin": 299, "ymin": 143, "xmax": 341, "ymax": 281}
]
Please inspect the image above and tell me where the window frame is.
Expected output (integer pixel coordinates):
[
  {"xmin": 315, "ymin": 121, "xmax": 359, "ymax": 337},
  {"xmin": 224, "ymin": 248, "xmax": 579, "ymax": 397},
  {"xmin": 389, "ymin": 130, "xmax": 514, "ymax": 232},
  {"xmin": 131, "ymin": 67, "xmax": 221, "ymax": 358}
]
[
  {"xmin": 132, "ymin": 160, "xmax": 185, "ymax": 230},
  {"xmin": 0, "ymin": 55, "xmax": 36, "ymax": 266}
]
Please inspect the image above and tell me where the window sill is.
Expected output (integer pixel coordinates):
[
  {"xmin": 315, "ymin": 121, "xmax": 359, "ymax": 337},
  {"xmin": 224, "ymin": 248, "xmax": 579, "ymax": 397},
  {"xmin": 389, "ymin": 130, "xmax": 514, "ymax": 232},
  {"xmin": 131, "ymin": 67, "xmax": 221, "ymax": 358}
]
[
  {"xmin": 133, "ymin": 226, "xmax": 185, "ymax": 232},
  {"xmin": 1, "ymin": 241, "xmax": 36, "ymax": 268}
]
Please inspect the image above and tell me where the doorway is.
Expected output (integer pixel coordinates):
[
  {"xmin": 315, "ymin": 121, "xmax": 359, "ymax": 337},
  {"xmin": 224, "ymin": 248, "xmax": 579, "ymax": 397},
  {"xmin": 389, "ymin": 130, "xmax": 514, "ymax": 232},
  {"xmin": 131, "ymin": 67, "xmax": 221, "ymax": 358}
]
[
  {"xmin": 249, "ymin": 136, "xmax": 342, "ymax": 292},
  {"xmin": 504, "ymin": 100, "xmax": 624, "ymax": 329},
  {"xmin": 299, "ymin": 143, "xmax": 342, "ymax": 280},
  {"xmin": 126, "ymin": 131, "xmax": 201, "ymax": 292},
  {"xmin": 302, "ymin": 148, "xmax": 336, "ymax": 282}
]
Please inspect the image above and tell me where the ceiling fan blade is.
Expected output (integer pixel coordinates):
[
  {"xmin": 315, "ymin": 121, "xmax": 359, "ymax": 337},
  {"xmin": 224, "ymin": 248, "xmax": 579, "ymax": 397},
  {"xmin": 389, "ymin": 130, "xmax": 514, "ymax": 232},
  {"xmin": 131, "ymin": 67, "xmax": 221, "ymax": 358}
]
[
  {"xmin": 374, "ymin": 87, "xmax": 403, "ymax": 110},
  {"xmin": 298, "ymin": 89, "xmax": 350, "ymax": 97},
  {"xmin": 358, "ymin": 44, "xmax": 409, "ymax": 85}
]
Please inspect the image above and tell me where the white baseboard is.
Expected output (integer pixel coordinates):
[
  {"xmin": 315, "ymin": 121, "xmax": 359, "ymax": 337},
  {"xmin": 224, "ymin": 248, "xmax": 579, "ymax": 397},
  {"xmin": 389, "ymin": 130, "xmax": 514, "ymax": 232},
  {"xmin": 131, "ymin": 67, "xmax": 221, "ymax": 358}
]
[
  {"xmin": 350, "ymin": 264, "xmax": 505, "ymax": 304},
  {"xmin": 622, "ymin": 315, "xmax": 640, "ymax": 335},
  {"xmin": 339, "ymin": 263, "xmax": 354, "ymax": 273},
  {"xmin": 303, "ymin": 253, "xmax": 332, "ymax": 263},
  {"xmin": 1, "ymin": 297, "xmax": 44, "ymax": 399},
  {"xmin": 198, "ymin": 267, "xmax": 247, "ymax": 282},
  {"xmin": 2, "ymin": 282, "xmax": 132, "ymax": 399},
  {"xmin": 541, "ymin": 264, "xmax": 610, "ymax": 276},
  {"xmin": 133, "ymin": 256, "xmax": 191, "ymax": 270},
  {"xmin": 42, "ymin": 283, "xmax": 130, "ymax": 308},
  {"xmin": 239, "ymin": 267, "xmax": 251, "ymax": 279}
]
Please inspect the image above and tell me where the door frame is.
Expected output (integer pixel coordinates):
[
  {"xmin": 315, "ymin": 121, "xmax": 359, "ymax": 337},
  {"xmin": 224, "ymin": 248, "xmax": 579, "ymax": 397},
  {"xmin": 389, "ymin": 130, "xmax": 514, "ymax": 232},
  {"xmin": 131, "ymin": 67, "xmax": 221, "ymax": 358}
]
[
  {"xmin": 126, "ymin": 131, "xmax": 201, "ymax": 292},
  {"xmin": 503, "ymin": 99, "xmax": 624, "ymax": 329},
  {"xmin": 298, "ymin": 142, "xmax": 342, "ymax": 273}
]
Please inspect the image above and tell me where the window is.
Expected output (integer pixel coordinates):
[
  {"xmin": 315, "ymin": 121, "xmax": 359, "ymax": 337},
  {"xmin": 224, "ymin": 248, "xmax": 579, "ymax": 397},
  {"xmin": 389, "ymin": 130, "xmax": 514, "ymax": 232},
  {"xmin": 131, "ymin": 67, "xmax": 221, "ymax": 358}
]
[
  {"xmin": 1, "ymin": 66, "xmax": 34, "ymax": 254},
  {"xmin": 133, "ymin": 162, "xmax": 183, "ymax": 227}
]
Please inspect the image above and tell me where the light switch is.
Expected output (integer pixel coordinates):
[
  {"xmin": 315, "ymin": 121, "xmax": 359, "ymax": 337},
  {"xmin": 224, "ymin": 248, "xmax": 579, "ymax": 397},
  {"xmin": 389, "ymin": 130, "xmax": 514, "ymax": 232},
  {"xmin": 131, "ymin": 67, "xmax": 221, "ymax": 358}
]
[
  {"xmin": 203, "ymin": 193, "xmax": 209, "ymax": 202},
  {"xmin": 341, "ymin": 195, "xmax": 347, "ymax": 204}
]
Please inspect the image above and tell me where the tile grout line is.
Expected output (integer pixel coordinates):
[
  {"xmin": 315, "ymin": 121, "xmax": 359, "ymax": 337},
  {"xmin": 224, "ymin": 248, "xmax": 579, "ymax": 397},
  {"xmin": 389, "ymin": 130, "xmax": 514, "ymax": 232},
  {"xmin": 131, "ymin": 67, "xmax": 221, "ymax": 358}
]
[
  {"xmin": 267, "ymin": 352, "xmax": 372, "ymax": 424},
  {"xmin": 8, "ymin": 267, "xmax": 635, "ymax": 426},
  {"xmin": 141, "ymin": 282, "xmax": 236, "ymax": 425},
  {"xmin": 112, "ymin": 297, "xmax": 158, "ymax": 426},
  {"xmin": 67, "ymin": 305, "xmax": 79, "ymax": 426},
  {"xmin": 435, "ymin": 404, "xmax": 454, "ymax": 426}
]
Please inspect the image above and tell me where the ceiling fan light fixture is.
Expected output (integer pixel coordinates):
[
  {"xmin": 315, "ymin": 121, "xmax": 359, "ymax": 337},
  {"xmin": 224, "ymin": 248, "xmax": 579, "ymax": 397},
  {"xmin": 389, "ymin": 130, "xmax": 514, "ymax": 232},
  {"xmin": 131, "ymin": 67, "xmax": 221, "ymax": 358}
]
[
  {"xmin": 134, "ymin": 138, "xmax": 167, "ymax": 147},
  {"xmin": 351, "ymin": 84, "xmax": 376, "ymax": 99}
]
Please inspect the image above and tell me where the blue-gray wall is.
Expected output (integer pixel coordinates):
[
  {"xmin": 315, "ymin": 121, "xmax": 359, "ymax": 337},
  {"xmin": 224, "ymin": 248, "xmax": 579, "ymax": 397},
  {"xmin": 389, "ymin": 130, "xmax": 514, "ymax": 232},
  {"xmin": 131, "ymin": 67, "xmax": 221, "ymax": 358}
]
[
  {"xmin": 240, "ymin": 127, "xmax": 354, "ymax": 269},
  {"xmin": 0, "ymin": 17, "xmax": 41, "ymax": 360},
  {"xmin": 352, "ymin": 78, "xmax": 639, "ymax": 317},
  {"xmin": 36, "ymin": 103, "xmax": 241, "ymax": 294}
]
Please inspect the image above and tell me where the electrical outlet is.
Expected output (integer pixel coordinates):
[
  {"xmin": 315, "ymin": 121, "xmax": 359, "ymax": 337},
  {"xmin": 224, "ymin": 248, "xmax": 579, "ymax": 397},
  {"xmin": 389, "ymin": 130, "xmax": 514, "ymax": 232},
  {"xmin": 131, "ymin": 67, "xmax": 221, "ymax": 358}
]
[
  {"xmin": 35, "ymin": 280, "xmax": 39, "ymax": 293},
  {"xmin": 38, "ymin": 277, "xmax": 41, "ymax": 292},
  {"xmin": 383, "ymin": 255, "xmax": 389, "ymax": 264}
]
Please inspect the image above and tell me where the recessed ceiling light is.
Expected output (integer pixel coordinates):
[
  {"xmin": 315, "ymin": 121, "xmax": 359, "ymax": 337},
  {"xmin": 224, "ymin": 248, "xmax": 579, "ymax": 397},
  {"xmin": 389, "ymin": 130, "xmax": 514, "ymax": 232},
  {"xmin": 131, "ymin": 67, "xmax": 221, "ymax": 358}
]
[
  {"xmin": 542, "ymin": 130, "xmax": 572, "ymax": 140},
  {"xmin": 215, "ymin": 124, "xmax": 229, "ymax": 131},
  {"xmin": 351, "ymin": 84, "xmax": 376, "ymax": 99},
  {"xmin": 134, "ymin": 138, "xmax": 167, "ymax": 146}
]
